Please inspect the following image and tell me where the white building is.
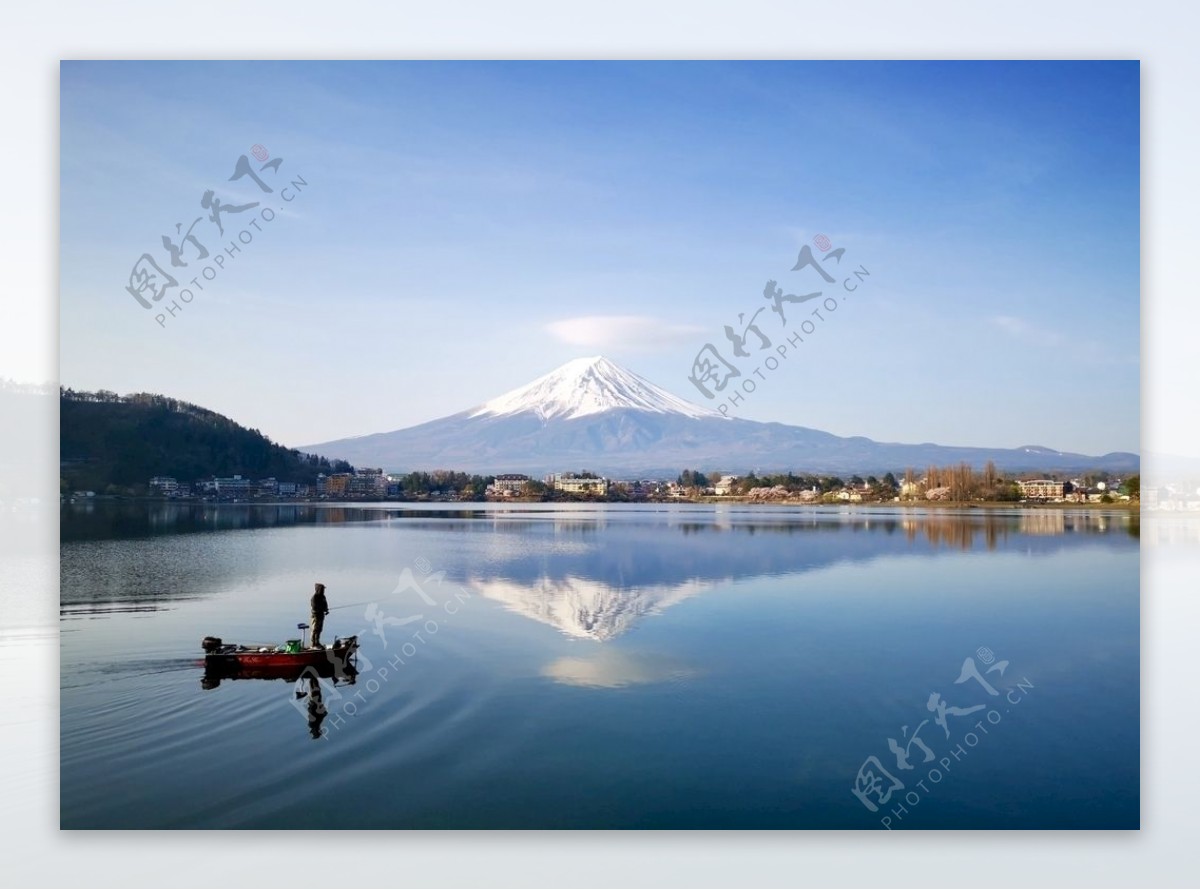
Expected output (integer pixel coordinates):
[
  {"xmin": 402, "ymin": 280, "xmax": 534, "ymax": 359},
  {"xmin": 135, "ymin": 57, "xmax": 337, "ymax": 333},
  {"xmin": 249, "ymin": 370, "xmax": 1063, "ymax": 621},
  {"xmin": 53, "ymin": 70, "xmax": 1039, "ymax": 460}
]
[
  {"xmin": 713, "ymin": 475, "xmax": 739, "ymax": 496},
  {"xmin": 493, "ymin": 474, "xmax": 530, "ymax": 495},
  {"xmin": 214, "ymin": 475, "xmax": 251, "ymax": 497},
  {"xmin": 553, "ymin": 474, "xmax": 608, "ymax": 495},
  {"xmin": 1017, "ymin": 479, "xmax": 1064, "ymax": 500}
]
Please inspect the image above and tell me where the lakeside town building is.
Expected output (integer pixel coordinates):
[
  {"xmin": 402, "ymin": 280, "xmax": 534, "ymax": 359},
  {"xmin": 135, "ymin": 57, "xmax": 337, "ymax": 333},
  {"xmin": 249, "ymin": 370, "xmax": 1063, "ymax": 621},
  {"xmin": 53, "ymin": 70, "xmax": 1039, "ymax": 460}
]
[{"xmin": 1017, "ymin": 479, "xmax": 1065, "ymax": 500}]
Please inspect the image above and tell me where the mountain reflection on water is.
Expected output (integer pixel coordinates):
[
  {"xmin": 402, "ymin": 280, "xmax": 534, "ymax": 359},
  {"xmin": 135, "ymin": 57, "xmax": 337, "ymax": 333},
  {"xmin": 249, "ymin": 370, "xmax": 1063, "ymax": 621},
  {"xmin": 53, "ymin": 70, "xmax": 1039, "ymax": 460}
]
[
  {"xmin": 60, "ymin": 502, "xmax": 1137, "ymax": 634},
  {"xmin": 467, "ymin": 509, "xmax": 1135, "ymax": 641},
  {"xmin": 471, "ymin": 575, "xmax": 712, "ymax": 641}
]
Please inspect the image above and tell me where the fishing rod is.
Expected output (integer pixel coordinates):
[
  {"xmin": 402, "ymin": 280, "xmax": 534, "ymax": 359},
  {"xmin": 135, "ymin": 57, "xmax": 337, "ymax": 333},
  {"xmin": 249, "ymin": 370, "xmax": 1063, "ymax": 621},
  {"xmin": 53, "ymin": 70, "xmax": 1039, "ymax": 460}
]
[{"xmin": 327, "ymin": 599, "xmax": 385, "ymax": 612}]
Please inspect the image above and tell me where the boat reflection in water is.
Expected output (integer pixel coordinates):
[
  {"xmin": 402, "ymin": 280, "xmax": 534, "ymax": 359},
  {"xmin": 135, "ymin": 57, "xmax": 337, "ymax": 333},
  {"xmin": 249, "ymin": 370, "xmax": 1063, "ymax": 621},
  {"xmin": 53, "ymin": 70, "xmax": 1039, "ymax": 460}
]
[{"xmin": 201, "ymin": 642, "xmax": 359, "ymax": 740}]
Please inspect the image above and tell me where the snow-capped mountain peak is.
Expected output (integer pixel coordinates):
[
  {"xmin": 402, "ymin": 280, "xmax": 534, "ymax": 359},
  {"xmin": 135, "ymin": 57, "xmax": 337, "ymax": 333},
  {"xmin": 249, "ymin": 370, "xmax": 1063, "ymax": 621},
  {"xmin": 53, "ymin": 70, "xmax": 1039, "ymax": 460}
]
[{"xmin": 468, "ymin": 355, "xmax": 723, "ymax": 421}]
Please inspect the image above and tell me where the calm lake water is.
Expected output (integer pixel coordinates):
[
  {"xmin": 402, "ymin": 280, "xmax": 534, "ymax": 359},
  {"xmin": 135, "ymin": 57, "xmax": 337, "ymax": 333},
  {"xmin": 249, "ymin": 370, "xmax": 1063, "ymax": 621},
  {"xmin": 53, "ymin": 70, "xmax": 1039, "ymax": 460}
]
[{"xmin": 60, "ymin": 501, "xmax": 1139, "ymax": 829}]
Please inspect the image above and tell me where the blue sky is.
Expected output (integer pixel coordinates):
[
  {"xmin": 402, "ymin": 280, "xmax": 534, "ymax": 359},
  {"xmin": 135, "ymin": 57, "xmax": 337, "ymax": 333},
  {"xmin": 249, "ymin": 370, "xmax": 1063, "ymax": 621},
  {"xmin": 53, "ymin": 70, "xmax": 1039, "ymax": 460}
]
[{"xmin": 60, "ymin": 61, "xmax": 1139, "ymax": 455}]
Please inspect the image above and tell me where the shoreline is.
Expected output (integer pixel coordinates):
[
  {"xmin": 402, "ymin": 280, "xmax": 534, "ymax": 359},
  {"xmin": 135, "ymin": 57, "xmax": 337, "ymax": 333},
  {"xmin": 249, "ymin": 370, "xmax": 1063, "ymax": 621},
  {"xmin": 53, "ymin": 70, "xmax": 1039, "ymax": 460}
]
[{"xmin": 62, "ymin": 494, "xmax": 1139, "ymax": 510}]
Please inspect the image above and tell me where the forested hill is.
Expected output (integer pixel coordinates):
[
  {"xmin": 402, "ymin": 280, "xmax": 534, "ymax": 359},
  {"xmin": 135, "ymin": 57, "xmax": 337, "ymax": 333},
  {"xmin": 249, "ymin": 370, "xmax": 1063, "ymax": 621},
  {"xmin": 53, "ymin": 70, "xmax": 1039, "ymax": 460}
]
[{"xmin": 60, "ymin": 389, "xmax": 352, "ymax": 493}]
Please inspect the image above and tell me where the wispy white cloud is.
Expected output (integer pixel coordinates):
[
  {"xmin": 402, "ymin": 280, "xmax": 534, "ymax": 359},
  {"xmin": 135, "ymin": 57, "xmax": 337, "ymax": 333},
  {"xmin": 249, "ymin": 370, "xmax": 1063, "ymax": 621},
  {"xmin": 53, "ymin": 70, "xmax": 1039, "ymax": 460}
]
[
  {"xmin": 988, "ymin": 314, "xmax": 1064, "ymax": 348},
  {"xmin": 544, "ymin": 315, "xmax": 705, "ymax": 352}
]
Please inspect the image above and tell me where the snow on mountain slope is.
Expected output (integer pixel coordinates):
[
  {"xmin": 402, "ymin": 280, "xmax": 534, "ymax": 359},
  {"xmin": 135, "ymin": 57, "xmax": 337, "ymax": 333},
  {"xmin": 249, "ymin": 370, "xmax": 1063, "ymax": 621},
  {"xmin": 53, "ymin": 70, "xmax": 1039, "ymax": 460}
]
[{"xmin": 469, "ymin": 355, "xmax": 724, "ymax": 421}]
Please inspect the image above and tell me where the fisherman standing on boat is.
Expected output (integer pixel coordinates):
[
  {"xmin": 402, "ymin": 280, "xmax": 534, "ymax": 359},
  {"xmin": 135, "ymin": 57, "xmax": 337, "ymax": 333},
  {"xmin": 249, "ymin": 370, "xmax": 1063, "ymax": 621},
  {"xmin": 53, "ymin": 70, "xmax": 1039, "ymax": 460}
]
[{"xmin": 310, "ymin": 582, "xmax": 330, "ymax": 649}]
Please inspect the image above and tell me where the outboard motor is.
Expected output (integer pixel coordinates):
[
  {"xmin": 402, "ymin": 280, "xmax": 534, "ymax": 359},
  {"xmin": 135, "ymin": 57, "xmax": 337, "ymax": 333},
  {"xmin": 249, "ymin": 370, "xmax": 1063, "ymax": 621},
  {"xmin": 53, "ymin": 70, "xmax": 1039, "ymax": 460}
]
[{"xmin": 201, "ymin": 636, "xmax": 223, "ymax": 653}]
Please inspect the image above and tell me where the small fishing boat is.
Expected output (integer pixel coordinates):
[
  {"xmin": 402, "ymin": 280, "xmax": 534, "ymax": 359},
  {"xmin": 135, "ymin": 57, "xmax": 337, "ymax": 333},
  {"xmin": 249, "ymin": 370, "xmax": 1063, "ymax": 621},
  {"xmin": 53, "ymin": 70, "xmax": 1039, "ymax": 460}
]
[{"xmin": 201, "ymin": 634, "xmax": 358, "ymax": 670}]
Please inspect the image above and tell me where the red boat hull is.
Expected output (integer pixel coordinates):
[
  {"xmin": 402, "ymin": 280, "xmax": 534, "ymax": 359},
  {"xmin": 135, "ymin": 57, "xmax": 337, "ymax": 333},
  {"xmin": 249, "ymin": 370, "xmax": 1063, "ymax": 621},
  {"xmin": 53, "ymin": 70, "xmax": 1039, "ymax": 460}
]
[{"xmin": 202, "ymin": 635, "xmax": 358, "ymax": 673}]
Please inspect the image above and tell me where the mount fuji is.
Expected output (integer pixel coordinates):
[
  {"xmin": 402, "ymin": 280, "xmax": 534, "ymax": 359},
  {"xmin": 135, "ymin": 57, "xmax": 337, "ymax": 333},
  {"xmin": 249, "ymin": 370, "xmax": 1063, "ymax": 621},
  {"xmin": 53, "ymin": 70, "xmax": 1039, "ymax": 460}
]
[
  {"xmin": 301, "ymin": 356, "xmax": 1138, "ymax": 476},
  {"xmin": 466, "ymin": 355, "xmax": 720, "ymax": 422}
]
